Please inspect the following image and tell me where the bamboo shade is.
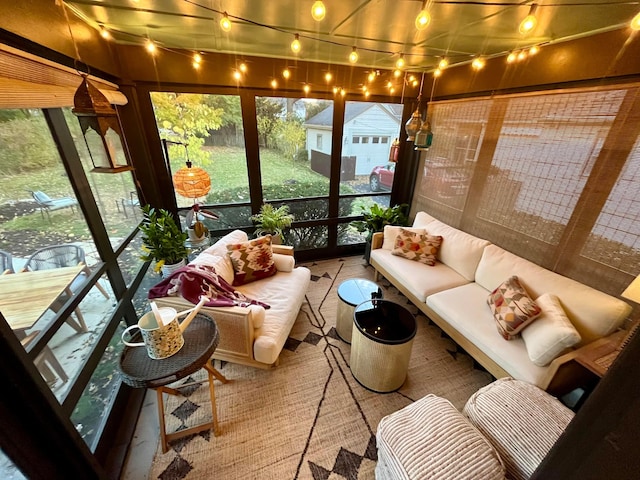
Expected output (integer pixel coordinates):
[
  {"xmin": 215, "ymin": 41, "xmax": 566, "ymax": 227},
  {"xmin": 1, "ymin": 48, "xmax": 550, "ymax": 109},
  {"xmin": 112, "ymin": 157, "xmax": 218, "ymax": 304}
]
[{"xmin": 0, "ymin": 43, "xmax": 126, "ymax": 108}]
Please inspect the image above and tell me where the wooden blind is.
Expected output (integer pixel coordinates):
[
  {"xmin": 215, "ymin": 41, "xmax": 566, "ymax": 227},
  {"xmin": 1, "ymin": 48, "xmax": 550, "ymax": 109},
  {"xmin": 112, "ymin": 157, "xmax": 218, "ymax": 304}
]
[
  {"xmin": 0, "ymin": 43, "xmax": 126, "ymax": 108},
  {"xmin": 412, "ymin": 83, "xmax": 640, "ymax": 297}
]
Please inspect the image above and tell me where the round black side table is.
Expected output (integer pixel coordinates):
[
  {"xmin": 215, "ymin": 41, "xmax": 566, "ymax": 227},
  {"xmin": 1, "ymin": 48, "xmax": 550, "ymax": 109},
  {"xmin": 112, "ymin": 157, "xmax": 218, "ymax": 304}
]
[
  {"xmin": 336, "ymin": 278, "xmax": 383, "ymax": 343},
  {"xmin": 350, "ymin": 299, "xmax": 417, "ymax": 393},
  {"xmin": 119, "ymin": 313, "xmax": 228, "ymax": 453}
]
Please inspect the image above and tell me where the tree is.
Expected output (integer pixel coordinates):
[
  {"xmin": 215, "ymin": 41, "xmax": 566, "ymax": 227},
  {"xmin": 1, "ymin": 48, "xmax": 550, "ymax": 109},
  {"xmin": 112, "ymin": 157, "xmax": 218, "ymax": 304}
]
[
  {"xmin": 150, "ymin": 92, "xmax": 224, "ymax": 165},
  {"xmin": 272, "ymin": 115, "xmax": 306, "ymax": 162},
  {"xmin": 256, "ymin": 97, "xmax": 284, "ymax": 147}
]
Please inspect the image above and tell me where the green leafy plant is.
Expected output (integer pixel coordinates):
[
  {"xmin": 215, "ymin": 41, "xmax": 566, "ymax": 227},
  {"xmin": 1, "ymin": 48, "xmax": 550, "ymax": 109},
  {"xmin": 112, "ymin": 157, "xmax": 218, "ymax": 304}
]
[
  {"xmin": 139, "ymin": 205, "xmax": 188, "ymax": 272},
  {"xmin": 251, "ymin": 203, "xmax": 294, "ymax": 241},
  {"xmin": 353, "ymin": 203, "xmax": 409, "ymax": 242}
]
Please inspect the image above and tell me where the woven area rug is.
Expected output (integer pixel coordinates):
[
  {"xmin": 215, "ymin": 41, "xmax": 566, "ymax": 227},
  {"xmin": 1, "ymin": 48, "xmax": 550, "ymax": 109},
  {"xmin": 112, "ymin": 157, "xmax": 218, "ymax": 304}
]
[{"xmin": 149, "ymin": 256, "xmax": 493, "ymax": 479}]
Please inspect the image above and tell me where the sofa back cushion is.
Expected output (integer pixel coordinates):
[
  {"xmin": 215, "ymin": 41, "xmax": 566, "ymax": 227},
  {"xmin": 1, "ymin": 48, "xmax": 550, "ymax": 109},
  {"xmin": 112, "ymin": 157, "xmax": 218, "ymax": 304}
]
[
  {"xmin": 476, "ymin": 245, "xmax": 631, "ymax": 344},
  {"xmin": 204, "ymin": 230, "xmax": 249, "ymax": 257},
  {"xmin": 412, "ymin": 211, "xmax": 438, "ymax": 228},
  {"xmin": 425, "ymin": 220, "xmax": 491, "ymax": 281}
]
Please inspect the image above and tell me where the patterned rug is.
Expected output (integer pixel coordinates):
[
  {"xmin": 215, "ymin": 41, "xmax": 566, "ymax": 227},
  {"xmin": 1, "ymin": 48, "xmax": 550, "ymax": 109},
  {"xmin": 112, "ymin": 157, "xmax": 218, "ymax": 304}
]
[{"xmin": 149, "ymin": 256, "xmax": 493, "ymax": 479}]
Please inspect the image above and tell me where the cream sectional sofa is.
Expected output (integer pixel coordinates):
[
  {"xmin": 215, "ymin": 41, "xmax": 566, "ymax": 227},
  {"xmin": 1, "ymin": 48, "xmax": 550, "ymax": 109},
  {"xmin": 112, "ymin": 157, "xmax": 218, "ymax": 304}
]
[
  {"xmin": 370, "ymin": 212, "xmax": 632, "ymax": 392},
  {"xmin": 154, "ymin": 230, "xmax": 311, "ymax": 369}
]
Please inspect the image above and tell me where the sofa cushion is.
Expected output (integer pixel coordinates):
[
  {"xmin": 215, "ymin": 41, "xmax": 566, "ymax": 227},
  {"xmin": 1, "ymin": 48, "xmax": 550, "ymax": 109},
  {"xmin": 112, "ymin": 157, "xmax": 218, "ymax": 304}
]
[
  {"xmin": 391, "ymin": 229, "xmax": 442, "ymax": 266},
  {"xmin": 424, "ymin": 220, "xmax": 491, "ymax": 281},
  {"xmin": 236, "ymin": 266, "xmax": 311, "ymax": 364},
  {"xmin": 204, "ymin": 229, "xmax": 248, "ymax": 257},
  {"xmin": 487, "ymin": 276, "xmax": 541, "ymax": 340},
  {"xmin": 371, "ymin": 248, "xmax": 470, "ymax": 302},
  {"xmin": 382, "ymin": 225, "xmax": 426, "ymax": 250},
  {"xmin": 190, "ymin": 252, "xmax": 235, "ymax": 285},
  {"xmin": 411, "ymin": 211, "xmax": 438, "ymax": 228},
  {"xmin": 522, "ymin": 293, "xmax": 582, "ymax": 366},
  {"xmin": 427, "ymin": 283, "xmax": 549, "ymax": 387},
  {"xmin": 475, "ymin": 244, "xmax": 631, "ymax": 344},
  {"xmin": 273, "ymin": 252, "xmax": 295, "ymax": 272},
  {"xmin": 376, "ymin": 394, "xmax": 505, "ymax": 480},
  {"xmin": 227, "ymin": 235, "xmax": 277, "ymax": 286},
  {"xmin": 463, "ymin": 378, "xmax": 574, "ymax": 480}
]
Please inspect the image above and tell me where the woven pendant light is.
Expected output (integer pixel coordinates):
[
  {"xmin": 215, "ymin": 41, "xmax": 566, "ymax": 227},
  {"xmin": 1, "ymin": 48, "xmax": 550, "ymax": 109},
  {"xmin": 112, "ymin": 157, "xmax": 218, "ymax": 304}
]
[{"xmin": 173, "ymin": 160, "xmax": 211, "ymax": 198}]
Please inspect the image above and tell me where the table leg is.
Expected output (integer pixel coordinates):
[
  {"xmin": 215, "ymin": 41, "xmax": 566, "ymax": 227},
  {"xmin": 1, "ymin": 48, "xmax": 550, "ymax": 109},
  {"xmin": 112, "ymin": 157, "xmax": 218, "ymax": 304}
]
[{"xmin": 155, "ymin": 362, "xmax": 228, "ymax": 453}]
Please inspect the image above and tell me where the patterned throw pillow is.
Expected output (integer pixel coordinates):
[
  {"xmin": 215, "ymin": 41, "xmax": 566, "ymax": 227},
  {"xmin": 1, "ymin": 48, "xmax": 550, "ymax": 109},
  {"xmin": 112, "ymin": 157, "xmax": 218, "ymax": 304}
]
[
  {"xmin": 487, "ymin": 276, "xmax": 541, "ymax": 340},
  {"xmin": 391, "ymin": 228, "xmax": 443, "ymax": 266},
  {"xmin": 226, "ymin": 235, "xmax": 277, "ymax": 286}
]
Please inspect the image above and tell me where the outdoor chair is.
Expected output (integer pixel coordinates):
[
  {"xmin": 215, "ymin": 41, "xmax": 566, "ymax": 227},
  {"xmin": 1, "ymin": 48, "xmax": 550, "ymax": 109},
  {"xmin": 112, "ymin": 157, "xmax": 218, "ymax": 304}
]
[
  {"xmin": 22, "ymin": 244, "xmax": 109, "ymax": 333},
  {"xmin": 30, "ymin": 190, "xmax": 78, "ymax": 222},
  {"xmin": 0, "ymin": 249, "xmax": 13, "ymax": 274},
  {"xmin": 117, "ymin": 191, "xmax": 141, "ymax": 219},
  {"xmin": 21, "ymin": 330, "xmax": 68, "ymax": 387}
]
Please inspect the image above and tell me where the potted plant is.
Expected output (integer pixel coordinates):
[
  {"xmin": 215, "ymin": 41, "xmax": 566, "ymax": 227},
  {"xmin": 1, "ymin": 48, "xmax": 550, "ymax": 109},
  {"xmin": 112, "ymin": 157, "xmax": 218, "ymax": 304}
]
[
  {"xmin": 139, "ymin": 205, "xmax": 189, "ymax": 277},
  {"xmin": 185, "ymin": 203, "xmax": 218, "ymax": 242},
  {"xmin": 353, "ymin": 203, "xmax": 409, "ymax": 262},
  {"xmin": 251, "ymin": 203, "xmax": 294, "ymax": 244}
]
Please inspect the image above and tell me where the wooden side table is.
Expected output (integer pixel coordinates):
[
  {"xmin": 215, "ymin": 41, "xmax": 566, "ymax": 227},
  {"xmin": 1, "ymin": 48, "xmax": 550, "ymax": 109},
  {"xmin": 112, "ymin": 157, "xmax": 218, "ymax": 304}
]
[
  {"xmin": 119, "ymin": 313, "xmax": 228, "ymax": 453},
  {"xmin": 336, "ymin": 278, "xmax": 382, "ymax": 344}
]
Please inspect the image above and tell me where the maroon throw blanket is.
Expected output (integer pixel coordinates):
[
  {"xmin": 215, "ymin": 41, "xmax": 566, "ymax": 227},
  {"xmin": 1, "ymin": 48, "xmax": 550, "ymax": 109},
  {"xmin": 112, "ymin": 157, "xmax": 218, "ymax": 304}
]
[{"xmin": 148, "ymin": 263, "xmax": 270, "ymax": 309}]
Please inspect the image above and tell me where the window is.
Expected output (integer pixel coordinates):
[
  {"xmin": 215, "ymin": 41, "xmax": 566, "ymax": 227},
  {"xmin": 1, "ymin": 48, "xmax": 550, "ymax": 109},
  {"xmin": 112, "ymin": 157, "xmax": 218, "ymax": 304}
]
[
  {"xmin": 352, "ymin": 136, "xmax": 360, "ymax": 143},
  {"xmin": 316, "ymin": 133, "xmax": 323, "ymax": 150},
  {"xmin": 362, "ymin": 136, "xmax": 369, "ymax": 144},
  {"xmin": 381, "ymin": 137, "xmax": 389, "ymax": 144}
]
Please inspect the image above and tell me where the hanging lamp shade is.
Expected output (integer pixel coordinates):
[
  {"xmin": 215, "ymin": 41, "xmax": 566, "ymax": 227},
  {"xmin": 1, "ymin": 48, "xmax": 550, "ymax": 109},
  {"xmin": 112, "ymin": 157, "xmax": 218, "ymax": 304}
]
[
  {"xmin": 388, "ymin": 138, "xmax": 400, "ymax": 163},
  {"xmin": 405, "ymin": 108, "xmax": 422, "ymax": 141},
  {"xmin": 173, "ymin": 161, "xmax": 211, "ymax": 198},
  {"xmin": 72, "ymin": 76, "xmax": 133, "ymax": 173},
  {"xmin": 415, "ymin": 120, "xmax": 433, "ymax": 150}
]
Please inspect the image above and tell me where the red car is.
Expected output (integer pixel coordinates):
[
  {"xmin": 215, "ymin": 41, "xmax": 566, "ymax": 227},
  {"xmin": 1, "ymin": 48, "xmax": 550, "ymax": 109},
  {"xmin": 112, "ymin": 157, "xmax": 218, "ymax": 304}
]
[{"xmin": 369, "ymin": 163, "xmax": 395, "ymax": 191}]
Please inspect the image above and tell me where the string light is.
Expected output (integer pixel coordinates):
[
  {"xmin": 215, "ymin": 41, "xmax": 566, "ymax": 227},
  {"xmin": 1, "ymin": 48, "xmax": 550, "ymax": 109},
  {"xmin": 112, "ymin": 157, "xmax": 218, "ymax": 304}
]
[
  {"xmin": 631, "ymin": 11, "xmax": 640, "ymax": 30},
  {"xmin": 519, "ymin": 3, "xmax": 538, "ymax": 35},
  {"xmin": 472, "ymin": 57, "xmax": 486, "ymax": 70},
  {"xmin": 433, "ymin": 68, "xmax": 442, "ymax": 77},
  {"xmin": 271, "ymin": 79, "xmax": 278, "ymax": 88},
  {"xmin": 239, "ymin": 62, "xmax": 248, "ymax": 72},
  {"xmin": 415, "ymin": 1, "xmax": 431, "ymax": 31},
  {"xmin": 529, "ymin": 45, "xmax": 540, "ymax": 55},
  {"xmin": 233, "ymin": 70, "xmax": 242, "ymax": 80},
  {"xmin": 438, "ymin": 58, "xmax": 448, "ymax": 70},
  {"xmin": 517, "ymin": 50, "xmax": 527, "ymax": 61},
  {"xmin": 193, "ymin": 53, "xmax": 202, "ymax": 64},
  {"xmin": 193, "ymin": 61, "xmax": 200, "ymax": 70},
  {"xmin": 393, "ymin": 69, "xmax": 402, "ymax": 78},
  {"xmin": 291, "ymin": 34, "xmax": 301, "ymax": 53},
  {"xmin": 367, "ymin": 72, "xmax": 376, "ymax": 82},
  {"xmin": 303, "ymin": 84, "xmax": 311, "ymax": 94},
  {"xmin": 145, "ymin": 39, "xmax": 156, "ymax": 54},
  {"xmin": 340, "ymin": 88, "xmax": 346, "ymax": 97},
  {"xmin": 99, "ymin": 26, "xmax": 111, "ymax": 40},
  {"xmin": 333, "ymin": 86, "xmax": 339, "ymax": 94},
  {"xmin": 220, "ymin": 12, "xmax": 231, "ymax": 32},
  {"xmin": 349, "ymin": 46, "xmax": 359, "ymax": 64},
  {"xmin": 396, "ymin": 54, "xmax": 405, "ymax": 69},
  {"xmin": 365, "ymin": 91, "xmax": 370, "ymax": 98},
  {"xmin": 282, "ymin": 68, "xmax": 291, "ymax": 79},
  {"xmin": 389, "ymin": 87, "xmax": 395, "ymax": 94},
  {"xmin": 507, "ymin": 52, "xmax": 517, "ymax": 63},
  {"xmin": 325, "ymin": 72, "xmax": 333, "ymax": 82},
  {"xmin": 412, "ymin": 79, "xmax": 419, "ymax": 86},
  {"xmin": 311, "ymin": 1, "xmax": 326, "ymax": 21}
]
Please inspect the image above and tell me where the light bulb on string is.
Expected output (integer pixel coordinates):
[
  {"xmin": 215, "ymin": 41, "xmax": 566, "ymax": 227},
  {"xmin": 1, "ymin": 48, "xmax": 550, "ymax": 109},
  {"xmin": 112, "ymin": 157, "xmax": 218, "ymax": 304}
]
[
  {"xmin": 631, "ymin": 12, "xmax": 640, "ymax": 30},
  {"xmin": 220, "ymin": 12, "xmax": 232, "ymax": 32},
  {"xmin": 239, "ymin": 63, "xmax": 248, "ymax": 73},
  {"xmin": 529, "ymin": 45, "xmax": 540, "ymax": 55},
  {"xmin": 333, "ymin": 86, "xmax": 339, "ymax": 94},
  {"xmin": 291, "ymin": 34, "xmax": 301, "ymax": 53},
  {"xmin": 415, "ymin": 1, "xmax": 431, "ymax": 31},
  {"xmin": 438, "ymin": 58, "xmax": 448, "ymax": 70},
  {"xmin": 472, "ymin": 57, "xmax": 485, "ymax": 70},
  {"xmin": 303, "ymin": 84, "xmax": 311, "ymax": 94},
  {"xmin": 145, "ymin": 39, "xmax": 156, "ymax": 54},
  {"xmin": 282, "ymin": 68, "xmax": 291, "ymax": 79},
  {"xmin": 325, "ymin": 72, "xmax": 333, "ymax": 82},
  {"xmin": 311, "ymin": 1, "xmax": 326, "ymax": 21},
  {"xmin": 517, "ymin": 51, "xmax": 527, "ymax": 61},
  {"xmin": 349, "ymin": 47, "xmax": 359, "ymax": 64},
  {"xmin": 396, "ymin": 54, "xmax": 405, "ymax": 69},
  {"xmin": 519, "ymin": 4, "xmax": 538, "ymax": 35},
  {"xmin": 99, "ymin": 26, "xmax": 111, "ymax": 40},
  {"xmin": 233, "ymin": 70, "xmax": 242, "ymax": 81},
  {"xmin": 271, "ymin": 79, "xmax": 278, "ymax": 88},
  {"xmin": 368, "ymin": 72, "xmax": 376, "ymax": 82},
  {"xmin": 193, "ymin": 53, "xmax": 202, "ymax": 64},
  {"xmin": 192, "ymin": 61, "xmax": 200, "ymax": 70},
  {"xmin": 507, "ymin": 52, "xmax": 517, "ymax": 63},
  {"xmin": 393, "ymin": 69, "xmax": 402, "ymax": 78},
  {"xmin": 433, "ymin": 68, "xmax": 442, "ymax": 77},
  {"xmin": 340, "ymin": 88, "xmax": 346, "ymax": 97}
]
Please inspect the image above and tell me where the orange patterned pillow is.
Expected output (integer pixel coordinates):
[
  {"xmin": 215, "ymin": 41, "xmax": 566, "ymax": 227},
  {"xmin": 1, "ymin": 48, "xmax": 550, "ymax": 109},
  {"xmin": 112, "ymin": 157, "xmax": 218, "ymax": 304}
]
[
  {"xmin": 227, "ymin": 235, "xmax": 277, "ymax": 286},
  {"xmin": 391, "ymin": 228, "xmax": 442, "ymax": 266},
  {"xmin": 487, "ymin": 276, "xmax": 542, "ymax": 340}
]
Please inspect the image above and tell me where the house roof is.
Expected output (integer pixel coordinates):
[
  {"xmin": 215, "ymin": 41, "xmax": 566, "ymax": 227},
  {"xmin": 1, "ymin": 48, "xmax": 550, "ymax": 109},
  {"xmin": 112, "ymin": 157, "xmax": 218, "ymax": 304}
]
[{"xmin": 305, "ymin": 103, "xmax": 402, "ymax": 128}]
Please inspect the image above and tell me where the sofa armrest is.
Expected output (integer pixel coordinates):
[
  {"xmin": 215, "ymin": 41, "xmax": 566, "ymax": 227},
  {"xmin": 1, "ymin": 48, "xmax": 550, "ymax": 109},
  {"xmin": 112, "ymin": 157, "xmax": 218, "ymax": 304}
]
[
  {"xmin": 272, "ymin": 244, "xmax": 294, "ymax": 256},
  {"xmin": 371, "ymin": 232, "xmax": 384, "ymax": 250}
]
